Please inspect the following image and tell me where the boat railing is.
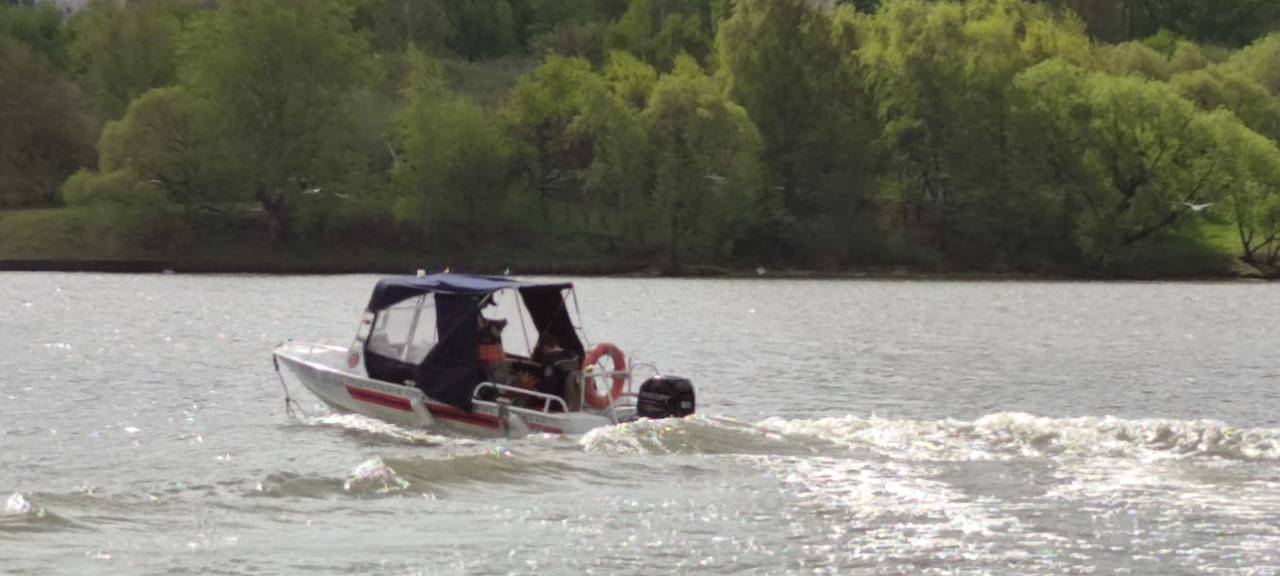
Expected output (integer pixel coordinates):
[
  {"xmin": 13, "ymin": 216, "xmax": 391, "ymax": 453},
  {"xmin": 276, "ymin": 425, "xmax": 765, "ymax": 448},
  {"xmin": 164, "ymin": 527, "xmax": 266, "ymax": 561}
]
[
  {"xmin": 580, "ymin": 359, "xmax": 661, "ymax": 421},
  {"xmin": 473, "ymin": 382, "xmax": 569, "ymax": 414}
]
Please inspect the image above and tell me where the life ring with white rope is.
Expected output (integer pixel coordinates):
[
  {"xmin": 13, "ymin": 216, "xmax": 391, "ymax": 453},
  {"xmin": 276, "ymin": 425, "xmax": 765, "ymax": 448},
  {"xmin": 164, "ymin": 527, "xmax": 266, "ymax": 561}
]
[{"xmin": 582, "ymin": 342, "xmax": 626, "ymax": 410}]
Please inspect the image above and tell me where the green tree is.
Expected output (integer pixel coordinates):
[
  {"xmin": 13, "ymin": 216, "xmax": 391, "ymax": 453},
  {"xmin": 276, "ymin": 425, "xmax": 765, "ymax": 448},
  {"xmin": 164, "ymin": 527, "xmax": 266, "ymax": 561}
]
[
  {"xmin": 523, "ymin": 0, "xmax": 607, "ymax": 61},
  {"xmin": 1074, "ymin": 74, "xmax": 1222, "ymax": 262},
  {"xmin": 0, "ymin": 38, "xmax": 93, "ymax": 207},
  {"xmin": 179, "ymin": 0, "xmax": 377, "ymax": 241},
  {"xmin": 504, "ymin": 56, "xmax": 610, "ymax": 216},
  {"xmin": 0, "ymin": 3, "xmax": 69, "ymax": 68},
  {"xmin": 503, "ymin": 54, "xmax": 657, "ymax": 252},
  {"xmin": 719, "ymin": 0, "xmax": 878, "ymax": 265},
  {"xmin": 446, "ymin": 0, "xmax": 520, "ymax": 59},
  {"xmin": 1101, "ymin": 41, "xmax": 1171, "ymax": 81},
  {"xmin": 604, "ymin": 50, "xmax": 657, "ymax": 109},
  {"xmin": 1039, "ymin": 0, "xmax": 1279, "ymax": 47},
  {"xmin": 1210, "ymin": 111, "xmax": 1280, "ymax": 268},
  {"xmin": 343, "ymin": 0, "xmax": 451, "ymax": 53},
  {"xmin": 860, "ymin": 0, "xmax": 1067, "ymax": 264},
  {"xmin": 393, "ymin": 53, "xmax": 513, "ymax": 244},
  {"xmin": 92, "ymin": 86, "xmax": 233, "ymax": 211},
  {"xmin": 644, "ymin": 55, "xmax": 763, "ymax": 265},
  {"xmin": 68, "ymin": 0, "xmax": 200, "ymax": 122},
  {"xmin": 604, "ymin": 0, "xmax": 724, "ymax": 68},
  {"xmin": 1173, "ymin": 66, "xmax": 1280, "ymax": 142},
  {"xmin": 1225, "ymin": 33, "xmax": 1280, "ymax": 97}
]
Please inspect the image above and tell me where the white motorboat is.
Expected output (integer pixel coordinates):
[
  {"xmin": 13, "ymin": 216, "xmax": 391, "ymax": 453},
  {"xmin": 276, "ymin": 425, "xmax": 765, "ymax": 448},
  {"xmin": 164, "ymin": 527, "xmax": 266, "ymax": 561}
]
[{"xmin": 272, "ymin": 273, "xmax": 695, "ymax": 437}]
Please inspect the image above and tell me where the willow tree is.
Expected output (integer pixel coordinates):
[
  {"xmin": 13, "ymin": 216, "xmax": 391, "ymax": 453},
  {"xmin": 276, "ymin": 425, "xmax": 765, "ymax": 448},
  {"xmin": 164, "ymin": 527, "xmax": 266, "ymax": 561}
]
[
  {"xmin": 718, "ymin": 0, "xmax": 878, "ymax": 265},
  {"xmin": 1211, "ymin": 111, "xmax": 1280, "ymax": 268},
  {"xmin": 179, "ymin": 0, "xmax": 376, "ymax": 241},
  {"xmin": 604, "ymin": 0, "xmax": 726, "ymax": 69},
  {"xmin": 393, "ymin": 53, "xmax": 512, "ymax": 245},
  {"xmin": 643, "ymin": 56, "xmax": 763, "ymax": 266},
  {"xmin": 0, "ymin": 38, "xmax": 93, "ymax": 207},
  {"xmin": 68, "ymin": 0, "xmax": 200, "ymax": 122},
  {"xmin": 860, "ymin": 0, "xmax": 1086, "ymax": 264}
]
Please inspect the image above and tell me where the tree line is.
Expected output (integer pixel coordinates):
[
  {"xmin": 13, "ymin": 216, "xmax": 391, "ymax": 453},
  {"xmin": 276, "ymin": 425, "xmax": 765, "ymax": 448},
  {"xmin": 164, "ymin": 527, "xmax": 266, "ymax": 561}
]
[{"xmin": 2, "ymin": 0, "xmax": 1280, "ymax": 275}]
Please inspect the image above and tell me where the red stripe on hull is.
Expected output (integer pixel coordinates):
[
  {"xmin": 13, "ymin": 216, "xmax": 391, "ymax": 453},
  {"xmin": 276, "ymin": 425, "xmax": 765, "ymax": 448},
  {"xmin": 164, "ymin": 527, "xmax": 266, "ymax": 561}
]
[
  {"xmin": 346, "ymin": 386, "xmax": 412, "ymax": 412},
  {"xmin": 344, "ymin": 385, "xmax": 564, "ymax": 434},
  {"xmin": 428, "ymin": 403, "xmax": 499, "ymax": 428},
  {"xmin": 427, "ymin": 402, "xmax": 563, "ymax": 434}
]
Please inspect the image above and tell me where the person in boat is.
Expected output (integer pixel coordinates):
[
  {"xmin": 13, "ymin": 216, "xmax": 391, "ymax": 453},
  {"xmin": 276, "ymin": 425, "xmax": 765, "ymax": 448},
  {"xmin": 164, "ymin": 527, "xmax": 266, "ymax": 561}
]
[
  {"xmin": 532, "ymin": 334, "xmax": 579, "ymax": 410},
  {"xmin": 477, "ymin": 313, "xmax": 507, "ymax": 379}
]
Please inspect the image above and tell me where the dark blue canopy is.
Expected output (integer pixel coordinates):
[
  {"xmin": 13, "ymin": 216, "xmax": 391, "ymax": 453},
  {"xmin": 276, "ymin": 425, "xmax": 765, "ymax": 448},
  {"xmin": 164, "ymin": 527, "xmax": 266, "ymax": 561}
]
[
  {"xmin": 367, "ymin": 273, "xmax": 573, "ymax": 311},
  {"xmin": 362, "ymin": 273, "xmax": 583, "ymax": 411}
]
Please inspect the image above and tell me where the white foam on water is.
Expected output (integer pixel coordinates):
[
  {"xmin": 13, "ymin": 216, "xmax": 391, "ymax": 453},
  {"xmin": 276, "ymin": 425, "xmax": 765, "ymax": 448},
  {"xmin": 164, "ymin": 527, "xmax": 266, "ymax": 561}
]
[
  {"xmin": 581, "ymin": 413, "xmax": 1280, "ymax": 571},
  {"xmin": 343, "ymin": 456, "xmax": 410, "ymax": 495},
  {"xmin": 303, "ymin": 413, "xmax": 458, "ymax": 446},
  {"xmin": 758, "ymin": 412, "xmax": 1280, "ymax": 462},
  {"xmin": 3, "ymin": 492, "xmax": 43, "ymax": 518},
  {"xmin": 579, "ymin": 414, "xmax": 802, "ymax": 455}
]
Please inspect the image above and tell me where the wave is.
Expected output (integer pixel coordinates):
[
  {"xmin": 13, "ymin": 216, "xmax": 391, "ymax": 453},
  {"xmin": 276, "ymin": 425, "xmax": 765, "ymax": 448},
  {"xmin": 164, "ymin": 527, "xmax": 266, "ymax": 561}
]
[
  {"xmin": 257, "ymin": 448, "xmax": 591, "ymax": 499},
  {"xmin": 580, "ymin": 412, "xmax": 1280, "ymax": 461},
  {"xmin": 0, "ymin": 492, "xmax": 77, "ymax": 534},
  {"xmin": 758, "ymin": 412, "xmax": 1280, "ymax": 462},
  {"xmin": 298, "ymin": 413, "xmax": 462, "ymax": 447},
  {"xmin": 3, "ymin": 492, "xmax": 39, "ymax": 517},
  {"xmin": 580, "ymin": 414, "xmax": 832, "ymax": 456}
]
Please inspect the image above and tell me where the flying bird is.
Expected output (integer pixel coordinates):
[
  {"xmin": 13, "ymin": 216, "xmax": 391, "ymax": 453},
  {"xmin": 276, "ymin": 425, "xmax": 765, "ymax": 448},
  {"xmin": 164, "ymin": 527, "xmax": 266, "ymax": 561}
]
[{"xmin": 1182, "ymin": 201, "xmax": 1213, "ymax": 212}]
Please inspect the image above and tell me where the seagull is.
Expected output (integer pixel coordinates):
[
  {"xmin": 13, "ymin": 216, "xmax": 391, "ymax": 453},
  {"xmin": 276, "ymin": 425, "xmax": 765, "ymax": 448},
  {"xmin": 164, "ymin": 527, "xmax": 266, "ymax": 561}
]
[
  {"xmin": 302, "ymin": 187, "xmax": 322, "ymax": 195},
  {"xmin": 755, "ymin": 266, "xmax": 767, "ymax": 276},
  {"xmin": 1182, "ymin": 201, "xmax": 1213, "ymax": 212},
  {"xmin": 503, "ymin": 267, "xmax": 511, "ymax": 276}
]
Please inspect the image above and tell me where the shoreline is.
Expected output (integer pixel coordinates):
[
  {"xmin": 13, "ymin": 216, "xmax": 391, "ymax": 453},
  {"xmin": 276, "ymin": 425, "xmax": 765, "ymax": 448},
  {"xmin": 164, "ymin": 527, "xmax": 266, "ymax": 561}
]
[{"xmin": 0, "ymin": 258, "xmax": 1270, "ymax": 281}]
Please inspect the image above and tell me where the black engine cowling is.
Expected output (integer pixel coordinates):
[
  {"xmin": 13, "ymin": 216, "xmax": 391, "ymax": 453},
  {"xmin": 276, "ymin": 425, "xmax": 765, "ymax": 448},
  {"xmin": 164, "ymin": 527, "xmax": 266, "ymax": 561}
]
[{"xmin": 636, "ymin": 376, "xmax": 695, "ymax": 419}]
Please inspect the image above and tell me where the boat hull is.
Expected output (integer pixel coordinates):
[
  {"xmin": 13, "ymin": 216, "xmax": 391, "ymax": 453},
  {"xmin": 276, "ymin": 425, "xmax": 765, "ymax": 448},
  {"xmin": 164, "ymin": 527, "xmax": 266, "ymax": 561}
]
[{"xmin": 273, "ymin": 342, "xmax": 618, "ymax": 437}]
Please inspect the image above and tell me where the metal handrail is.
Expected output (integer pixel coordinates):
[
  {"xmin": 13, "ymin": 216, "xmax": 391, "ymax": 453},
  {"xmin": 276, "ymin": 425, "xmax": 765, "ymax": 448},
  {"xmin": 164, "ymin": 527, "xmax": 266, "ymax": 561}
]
[
  {"xmin": 473, "ymin": 382, "xmax": 569, "ymax": 414},
  {"xmin": 579, "ymin": 367, "xmax": 640, "ymax": 422}
]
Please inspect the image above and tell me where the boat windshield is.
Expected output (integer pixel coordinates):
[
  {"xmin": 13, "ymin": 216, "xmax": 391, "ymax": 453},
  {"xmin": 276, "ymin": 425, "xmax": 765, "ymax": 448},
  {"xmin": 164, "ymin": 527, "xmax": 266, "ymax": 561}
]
[
  {"xmin": 484, "ymin": 288, "xmax": 536, "ymax": 357},
  {"xmin": 368, "ymin": 294, "xmax": 437, "ymax": 364}
]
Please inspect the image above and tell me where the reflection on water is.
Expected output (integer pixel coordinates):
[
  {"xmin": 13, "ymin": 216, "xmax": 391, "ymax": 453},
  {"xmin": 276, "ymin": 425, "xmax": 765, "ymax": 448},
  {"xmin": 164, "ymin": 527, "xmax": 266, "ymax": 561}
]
[{"xmin": 2, "ymin": 273, "xmax": 1279, "ymax": 574}]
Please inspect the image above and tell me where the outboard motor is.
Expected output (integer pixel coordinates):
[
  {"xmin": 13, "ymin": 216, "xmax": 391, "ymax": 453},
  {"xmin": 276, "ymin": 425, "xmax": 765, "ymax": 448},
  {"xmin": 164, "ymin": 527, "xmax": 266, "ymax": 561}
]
[{"xmin": 636, "ymin": 376, "xmax": 695, "ymax": 419}]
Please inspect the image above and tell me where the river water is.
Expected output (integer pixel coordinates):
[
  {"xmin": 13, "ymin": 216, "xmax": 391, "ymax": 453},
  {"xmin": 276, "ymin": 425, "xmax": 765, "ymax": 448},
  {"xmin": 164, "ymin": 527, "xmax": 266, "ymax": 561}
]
[{"xmin": 2, "ymin": 273, "xmax": 1279, "ymax": 575}]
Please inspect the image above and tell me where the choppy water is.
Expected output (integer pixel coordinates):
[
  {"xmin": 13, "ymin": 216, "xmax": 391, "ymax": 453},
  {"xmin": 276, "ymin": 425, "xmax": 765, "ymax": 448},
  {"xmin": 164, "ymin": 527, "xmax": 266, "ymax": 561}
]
[{"xmin": 2, "ymin": 273, "xmax": 1279, "ymax": 575}]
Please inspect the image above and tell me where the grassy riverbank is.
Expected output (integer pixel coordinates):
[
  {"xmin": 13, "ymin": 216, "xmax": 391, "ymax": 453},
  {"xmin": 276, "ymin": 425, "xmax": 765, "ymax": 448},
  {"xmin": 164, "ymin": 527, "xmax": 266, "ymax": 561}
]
[{"xmin": 0, "ymin": 207, "xmax": 1268, "ymax": 279}]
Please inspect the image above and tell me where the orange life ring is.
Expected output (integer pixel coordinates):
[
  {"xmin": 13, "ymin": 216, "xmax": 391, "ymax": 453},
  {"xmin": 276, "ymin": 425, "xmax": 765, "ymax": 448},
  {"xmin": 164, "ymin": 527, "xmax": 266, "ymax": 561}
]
[{"xmin": 583, "ymin": 342, "xmax": 626, "ymax": 410}]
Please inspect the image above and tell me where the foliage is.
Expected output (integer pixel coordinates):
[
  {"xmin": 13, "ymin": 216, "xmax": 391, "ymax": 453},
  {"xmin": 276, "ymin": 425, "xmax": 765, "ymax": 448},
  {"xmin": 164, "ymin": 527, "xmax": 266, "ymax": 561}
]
[
  {"xmin": 0, "ymin": 38, "xmax": 94, "ymax": 208},
  {"xmin": 644, "ymin": 56, "xmax": 763, "ymax": 264},
  {"xmin": 343, "ymin": 0, "xmax": 451, "ymax": 54},
  {"xmin": 0, "ymin": 3, "xmax": 68, "ymax": 67},
  {"xmin": 393, "ymin": 52, "xmax": 515, "ymax": 245},
  {"xmin": 604, "ymin": 0, "xmax": 724, "ymax": 69},
  {"xmin": 8, "ymin": 0, "xmax": 1280, "ymax": 275},
  {"xmin": 179, "ymin": 0, "xmax": 377, "ymax": 240},
  {"xmin": 718, "ymin": 0, "xmax": 876, "ymax": 265},
  {"xmin": 68, "ymin": 0, "xmax": 200, "ymax": 122},
  {"xmin": 1040, "ymin": 0, "xmax": 1280, "ymax": 47}
]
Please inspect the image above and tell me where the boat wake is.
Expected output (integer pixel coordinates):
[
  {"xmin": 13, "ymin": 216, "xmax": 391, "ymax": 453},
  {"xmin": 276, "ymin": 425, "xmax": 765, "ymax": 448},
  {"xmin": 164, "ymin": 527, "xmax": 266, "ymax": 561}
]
[
  {"xmin": 0, "ymin": 492, "xmax": 78, "ymax": 534},
  {"xmin": 296, "ymin": 412, "xmax": 461, "ymax": 447},
  {"xmin": 581, "ymin": 411, "xmax": 1280, "ymax": 462},
  {"xmin": 257, "ymin": 447, "xmax": 594, "ymax": 499},
  {"xmin": 581, "ymin": 413, "xmax": 1280, "ymax": 572}
]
